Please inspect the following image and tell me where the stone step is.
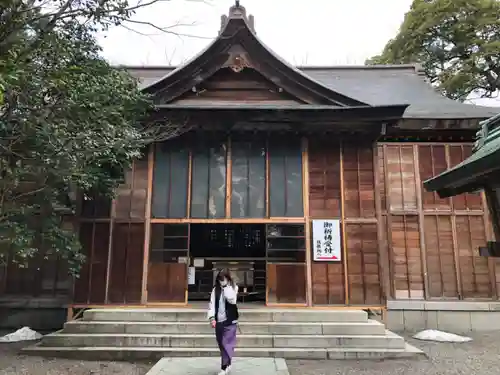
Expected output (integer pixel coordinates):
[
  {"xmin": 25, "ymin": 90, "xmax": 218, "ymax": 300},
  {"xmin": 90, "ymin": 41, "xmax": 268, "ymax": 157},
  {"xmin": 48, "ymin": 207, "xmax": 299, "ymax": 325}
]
[
  {"xmin": 64, "ymin": 319, "xmax": 387, "ymax": 335},
  {"xmin": 40, "ymin": 332, "xmax": 405, "ymax": 349},
  {"xmin": 24, "ymin": 344, "xmax": 425, "ymax": 361},
  {"xmin": 83, "ymin": 308, "xmax": 368, "ymax": 323}
]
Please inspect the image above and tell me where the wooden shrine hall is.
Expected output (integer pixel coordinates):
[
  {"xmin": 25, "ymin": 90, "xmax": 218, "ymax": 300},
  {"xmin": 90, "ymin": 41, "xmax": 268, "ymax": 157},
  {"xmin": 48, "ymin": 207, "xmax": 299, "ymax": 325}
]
[{"xmin": 2, "ymin": 3, "xmax": 500, "ymax": 325}]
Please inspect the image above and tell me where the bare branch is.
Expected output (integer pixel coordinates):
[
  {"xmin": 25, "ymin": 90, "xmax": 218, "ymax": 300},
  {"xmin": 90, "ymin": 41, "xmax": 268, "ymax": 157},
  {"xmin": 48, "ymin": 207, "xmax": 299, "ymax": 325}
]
[
  {"xmin": 122, "ymin": 19, "xmax": 213, "ymax": 39},
  {"xmin": 142, "ymin": 117, "xmax": 195, "ymax": 143}
]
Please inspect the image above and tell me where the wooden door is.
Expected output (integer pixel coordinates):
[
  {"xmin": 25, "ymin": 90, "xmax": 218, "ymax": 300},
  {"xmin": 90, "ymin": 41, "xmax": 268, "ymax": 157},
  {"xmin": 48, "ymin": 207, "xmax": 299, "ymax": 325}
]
[
  {"xmin": 266, "ymin": 224, "xmax": 307, "ymax": 304},
  {"xmin": 147, "ymin": 223, "xmax": 189, "ymax": 303}
]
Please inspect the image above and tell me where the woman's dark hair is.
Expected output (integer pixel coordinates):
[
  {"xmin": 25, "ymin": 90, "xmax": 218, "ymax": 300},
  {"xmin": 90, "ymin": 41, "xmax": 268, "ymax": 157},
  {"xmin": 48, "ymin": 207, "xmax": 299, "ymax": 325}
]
[{"xmin": 215, "ymin": 268, "xmax": 235, "ymax": 288}]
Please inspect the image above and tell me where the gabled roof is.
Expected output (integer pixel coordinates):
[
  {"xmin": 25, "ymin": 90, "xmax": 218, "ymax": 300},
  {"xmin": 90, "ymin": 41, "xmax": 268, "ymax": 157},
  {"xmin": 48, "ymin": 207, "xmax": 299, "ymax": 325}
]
[
  {"xmin": 137, "ymin": 4, "xmax": 367, "ymax": 107},
  {"xmin": 126, "ymin": 65, "xmax": 499, "ymax": 120},
  {"xmin": 121, "ymin": 4, "xmax": 499, "ymax": 120},
  {"xmin": 424, "ymin": 112, "xmax": 500, "ymax": 197}
]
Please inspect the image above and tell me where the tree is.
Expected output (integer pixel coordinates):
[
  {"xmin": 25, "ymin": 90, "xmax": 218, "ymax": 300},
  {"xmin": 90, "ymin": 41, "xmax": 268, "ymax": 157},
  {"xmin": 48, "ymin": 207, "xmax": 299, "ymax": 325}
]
[
  {"xmin": 0, "ymin": 0, "xmax": 191, "ymax": 273},
  {"xmin": 366, "ymin": 0, "xmax": 500, "ymax": 101}
]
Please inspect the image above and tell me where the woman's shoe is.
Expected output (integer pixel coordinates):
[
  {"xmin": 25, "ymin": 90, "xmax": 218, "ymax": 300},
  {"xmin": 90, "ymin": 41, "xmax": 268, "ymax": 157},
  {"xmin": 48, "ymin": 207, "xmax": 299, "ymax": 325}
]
[{"xmin": 225, "ymin": 365, "xmax": 232, "ymax": 374}]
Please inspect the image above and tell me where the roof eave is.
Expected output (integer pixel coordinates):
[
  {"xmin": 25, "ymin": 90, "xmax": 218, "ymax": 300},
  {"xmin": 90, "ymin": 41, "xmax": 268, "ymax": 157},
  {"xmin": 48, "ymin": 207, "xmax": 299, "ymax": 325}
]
[
  {"xmin": 139, "ymin": 5, "xmax": 370, "ymax": 107},
  {"xmin": 423, "ymin": 151, "xmax": 500, "ymax": 198}
]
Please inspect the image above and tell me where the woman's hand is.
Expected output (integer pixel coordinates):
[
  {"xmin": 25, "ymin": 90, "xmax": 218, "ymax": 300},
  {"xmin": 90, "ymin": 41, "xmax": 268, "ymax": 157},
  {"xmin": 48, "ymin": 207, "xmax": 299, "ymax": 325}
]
[{"xmin": 210, "ymin": 319, "xmax": 216, "ymax": 328}]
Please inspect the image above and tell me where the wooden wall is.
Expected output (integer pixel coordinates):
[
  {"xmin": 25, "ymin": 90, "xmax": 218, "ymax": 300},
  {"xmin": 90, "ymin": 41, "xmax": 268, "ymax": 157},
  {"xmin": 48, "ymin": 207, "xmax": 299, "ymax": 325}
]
[
  {"xmin": 74, "ymin": 156, "xmax": 148, "ymax": 305},
  {"xmin": 2, "ymin": 138, "xmax": 498, "ymax": 307},
  {"xmin": 381, "ymin": 143, "xmax": 496, "ymax": 300},
  {"xmin": 309, "ymin": 140, "xmax": 382, "ymax": 305},
  {"xmin": 309, "ymin": 140, "xmax": 497, "ymax": 305}
]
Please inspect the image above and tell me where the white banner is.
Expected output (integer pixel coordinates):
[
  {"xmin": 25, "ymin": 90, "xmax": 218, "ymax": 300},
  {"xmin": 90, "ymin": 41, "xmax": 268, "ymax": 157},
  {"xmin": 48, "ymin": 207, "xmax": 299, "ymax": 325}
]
[
  {"xmin": 188, "ymin": 266, "xmax": 196, "ymax": 285},
  {"xmin": 312, "ymin": 219, "xmax": 341, "ymax": 262}
]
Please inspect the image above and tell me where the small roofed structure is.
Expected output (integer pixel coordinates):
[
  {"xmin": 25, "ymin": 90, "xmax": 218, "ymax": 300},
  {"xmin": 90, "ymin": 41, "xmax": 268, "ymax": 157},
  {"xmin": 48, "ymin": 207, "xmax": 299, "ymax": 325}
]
[
  {"xmin": 424, "ymin": 112, "xmax": 500, "ymax": 198},
  {"xmin": 424, "ymin": 111, "xmax": 500, "ymax": 254}
]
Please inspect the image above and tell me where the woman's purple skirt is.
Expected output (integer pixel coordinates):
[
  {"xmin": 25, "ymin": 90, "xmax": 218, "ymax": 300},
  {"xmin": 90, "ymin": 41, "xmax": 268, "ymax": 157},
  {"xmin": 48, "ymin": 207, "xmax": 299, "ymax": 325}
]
[{"xmin": 215, "ymin": 322, "xmax": 237, "ymax": 369}]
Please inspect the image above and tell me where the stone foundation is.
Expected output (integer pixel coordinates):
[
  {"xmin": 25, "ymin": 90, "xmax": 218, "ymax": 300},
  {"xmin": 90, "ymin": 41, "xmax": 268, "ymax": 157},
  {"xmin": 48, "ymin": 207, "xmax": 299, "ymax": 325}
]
[
  {"xmin": 0, "ymin": 298, "xmax": 67, "ymax": 331},
  {"xmin": 386, "ymin": 300, "xmax": 500, "ymax": 333}
]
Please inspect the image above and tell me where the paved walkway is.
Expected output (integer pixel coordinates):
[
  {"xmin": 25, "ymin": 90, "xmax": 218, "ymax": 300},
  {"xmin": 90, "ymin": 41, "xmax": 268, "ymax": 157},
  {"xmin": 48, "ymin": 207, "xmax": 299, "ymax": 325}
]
[{"xmin": 146, "ymin": 358, "xmax": 289, "ymax": 375}]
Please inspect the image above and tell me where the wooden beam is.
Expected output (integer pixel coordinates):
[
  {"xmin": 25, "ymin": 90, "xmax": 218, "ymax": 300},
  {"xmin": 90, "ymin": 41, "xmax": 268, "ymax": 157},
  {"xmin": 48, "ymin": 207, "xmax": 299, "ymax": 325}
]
[
  {"xmin": 140, "ymin": 145, "xmax": 155, "ymax": 305},
  {"xmin": 446, "ymin": 145, "xmax": 463, "ymax": 299},
  {"xmin": 150, "ymin": 217, "xmax": 306, "ymax": 224},
  {"xmin": 265, "ymin": 137, "xmax": 270, "ymax": 218},
  {"xmin": 340, "ymin": 141, "xmax": 350, "ymax": 305},
  {"xmin": 373, "ymin": 144, "xmax": 391, "ymax": 302},
  {"xmin": 225, "ymin": 136, "xmax": 232, "ymax": 218},
  {"xmin": 413, "ymin": 145, "xmax": 430, "ymax": 299},
  {"xmin": 187, "ymin": 149, "xmax": 193, "ymax": 218},
  {"xmin": 86, "ymin": 222, "xmax": 97, "ymax": 304},
  {"xmin": 302, "ymin": 137, "xmax": 313, "ymax": 306},
  {"xmin": 382, "ymin": 145, "xmax": 395, "ymax": 298},
  {"xmin": 104, "ymin": 199, "xmax": 116, "ymax": 304}
]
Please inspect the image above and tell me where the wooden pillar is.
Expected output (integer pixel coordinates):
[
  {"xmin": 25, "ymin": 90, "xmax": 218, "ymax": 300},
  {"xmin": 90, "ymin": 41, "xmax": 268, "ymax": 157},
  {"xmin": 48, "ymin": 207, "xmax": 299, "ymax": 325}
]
[
  {"xmin": 382, "ymin": 144, "xmax": 395, "ymax": 298},
  {"xmin": 446, "ymin": 146, "xmax": 463, "ymax": 299},
  {"xmin": 104, "ymin": 200, "xmax": 116, "ymax": 304},
  {"xmin": 140, "ymin": 144, "xmax": 155, "ymax": 304},
  {"xmin": 413, "ymin": 145, "xmax": 430, "ymax": 299},
  {"xmin": 225, "ymin": 136, "xmax": 232, "ymax": 218},
  {"xmin": 339, "ymin": 141, "xmax": 349, "ymax": 305},
  {"xmin": 302, "ymin": 137, "xmax": 313, "ymax": 306},
  {"xmin": 373, "ymin": 144, "xmax": 391, "ymax": 301},
  {"xmin": 187, "ymin": 149, "xmax": 193, "ymax": 218},
  {"xmin": 265, "ymin": 137, "xmax": 270, "ymax": 218}
]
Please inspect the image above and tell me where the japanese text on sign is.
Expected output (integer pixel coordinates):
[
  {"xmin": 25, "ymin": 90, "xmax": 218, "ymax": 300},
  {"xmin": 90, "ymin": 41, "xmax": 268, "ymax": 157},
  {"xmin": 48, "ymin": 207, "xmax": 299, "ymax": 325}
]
[{"xmin": 312, "ymin": 219, "xmax": 341, "ymax": 261}]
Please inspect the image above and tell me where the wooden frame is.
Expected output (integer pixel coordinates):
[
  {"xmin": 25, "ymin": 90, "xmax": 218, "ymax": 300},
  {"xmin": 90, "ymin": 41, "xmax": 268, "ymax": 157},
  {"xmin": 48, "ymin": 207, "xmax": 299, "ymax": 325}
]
[
  {"xmin": 302, "ymin": 137, "xmax": 313, "ymax": 306},
  {"xmin": 104, "ymin": 200, "xmax": 116, "ymax": 303},
  {"xmin": 382, "ymin": 144, "xmax": 396, "ymax": 298},
  {"xmin": 140, "ymin": 145, "xmax": 155, "ymax": 304},
  {"xmin": 225, "ymin": 136, "xmax": 232, "ymax": 218},
  {"xmin": 373, "ymin": 144, "xmax": 391, "ymax": 301},
  {"xmin": 70, "ymin": 136, "xmax": 499, "ymax": 308},
  {"xmin": 445, "ymin": 146, "xmax": 464, "ymax": 299},
  {"xmin": 413, "ymin": 145, "xmax": 430, "ymax": 299},
  {"xmin": 151, "ymin": 218, "xmax": 306, "ymax": 224},
  {"xmin": 339, "ymin": 141, "xmax": 350, "ymax": 305}
]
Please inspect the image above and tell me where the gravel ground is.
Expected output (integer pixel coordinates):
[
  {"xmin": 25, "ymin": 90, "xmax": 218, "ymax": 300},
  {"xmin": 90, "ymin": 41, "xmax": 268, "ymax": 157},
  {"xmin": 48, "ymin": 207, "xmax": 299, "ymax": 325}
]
[
  {"xmin": 0, "ymin": 342, "xmax": 153, "ymax": 375},
  {"xmin": 287, "ymin": 332, "xmax": 500, "ymax": 375}
]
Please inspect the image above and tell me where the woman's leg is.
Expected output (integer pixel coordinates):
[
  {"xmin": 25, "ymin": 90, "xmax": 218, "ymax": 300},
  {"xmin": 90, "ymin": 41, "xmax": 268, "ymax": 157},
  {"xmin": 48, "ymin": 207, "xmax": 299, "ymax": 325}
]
[
  {"xmin": 215, "ymin": 323, "xmax": 226, "ymax": 370},
  {"xmin": 221, "ymin": 323, "xmax": 237, "ymax": 367}
]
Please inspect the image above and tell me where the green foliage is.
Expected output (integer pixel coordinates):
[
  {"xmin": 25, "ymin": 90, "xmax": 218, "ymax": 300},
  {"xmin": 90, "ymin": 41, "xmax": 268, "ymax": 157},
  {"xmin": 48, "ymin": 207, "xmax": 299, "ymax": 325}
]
[
  {"xmin": 367, "ymin": 0, "xmax": 500, "ymax": 101},
  {"xmin": 0, "ymin": 1, "xmax": 153, "ymax": 274}
]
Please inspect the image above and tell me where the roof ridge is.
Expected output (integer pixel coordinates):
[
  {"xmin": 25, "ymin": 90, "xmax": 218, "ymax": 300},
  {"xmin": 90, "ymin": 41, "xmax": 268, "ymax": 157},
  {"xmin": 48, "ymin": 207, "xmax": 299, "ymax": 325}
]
[{"xmin": 117, "ymin": 64, "xmax": 421, "ymax": 71}]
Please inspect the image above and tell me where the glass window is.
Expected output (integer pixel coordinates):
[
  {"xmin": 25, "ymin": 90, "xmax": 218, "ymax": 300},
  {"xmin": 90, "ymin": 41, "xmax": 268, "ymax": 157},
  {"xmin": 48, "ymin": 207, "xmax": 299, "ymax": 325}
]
[
  {"xmin": 152, "ymin": 142, "xmax": 189, "ymax": 218},
  {"xmin": 231, "ymin": 139, "xmax": 266, "ymax": 218},
  {"xmin": 268, "ymin": 137, "xmax": 303, "ymax": 217},
  {"xmin": 191, "ymin": 138, "xmax": 227, "ymax": 218}
]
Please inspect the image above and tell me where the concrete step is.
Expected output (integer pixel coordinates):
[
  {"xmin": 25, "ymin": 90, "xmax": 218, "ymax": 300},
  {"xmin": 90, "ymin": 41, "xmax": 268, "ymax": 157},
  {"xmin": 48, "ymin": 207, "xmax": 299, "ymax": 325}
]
[
  {"xmin": 83, "ymin": 308, "xmax": 369, "ymax": 323},
  {"xmin": 40, "ymin": 331, "xmax": 405, "ymax": 349},
  {"xmin": 24, "ymin": 344, "xmax": 425, "ymax": 361},
  {"xmin": 64, "ymin": 319, "xmax": 387, "ymax": 335}
]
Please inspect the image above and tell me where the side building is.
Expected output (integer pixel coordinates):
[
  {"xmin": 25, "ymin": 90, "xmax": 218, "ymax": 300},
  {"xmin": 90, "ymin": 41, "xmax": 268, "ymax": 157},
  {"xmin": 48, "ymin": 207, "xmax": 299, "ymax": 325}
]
[{"xmin": 1, "ymin": 4, "xmax": 499, "ymax": 333}]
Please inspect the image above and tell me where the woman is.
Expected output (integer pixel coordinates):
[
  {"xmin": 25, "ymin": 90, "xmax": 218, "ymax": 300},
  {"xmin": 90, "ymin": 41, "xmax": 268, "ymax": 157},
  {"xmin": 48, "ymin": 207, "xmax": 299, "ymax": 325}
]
[{"xmin": 207, "ymin": 269, "xmax": 239, "ymax": 375}]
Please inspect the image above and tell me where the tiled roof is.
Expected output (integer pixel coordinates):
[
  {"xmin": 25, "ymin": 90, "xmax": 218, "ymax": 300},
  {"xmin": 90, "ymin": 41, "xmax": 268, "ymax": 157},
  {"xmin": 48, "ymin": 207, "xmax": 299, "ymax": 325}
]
[{"xmin": 123, "ymin": 65, "xmax": 499, "ymax": 120}]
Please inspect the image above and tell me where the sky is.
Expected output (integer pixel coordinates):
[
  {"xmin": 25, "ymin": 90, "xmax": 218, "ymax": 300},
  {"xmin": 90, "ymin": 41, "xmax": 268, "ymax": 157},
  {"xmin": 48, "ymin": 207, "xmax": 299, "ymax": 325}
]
[{"xmin": 97, "ymin": 0, "xmax": 500, "ymax": 107}]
